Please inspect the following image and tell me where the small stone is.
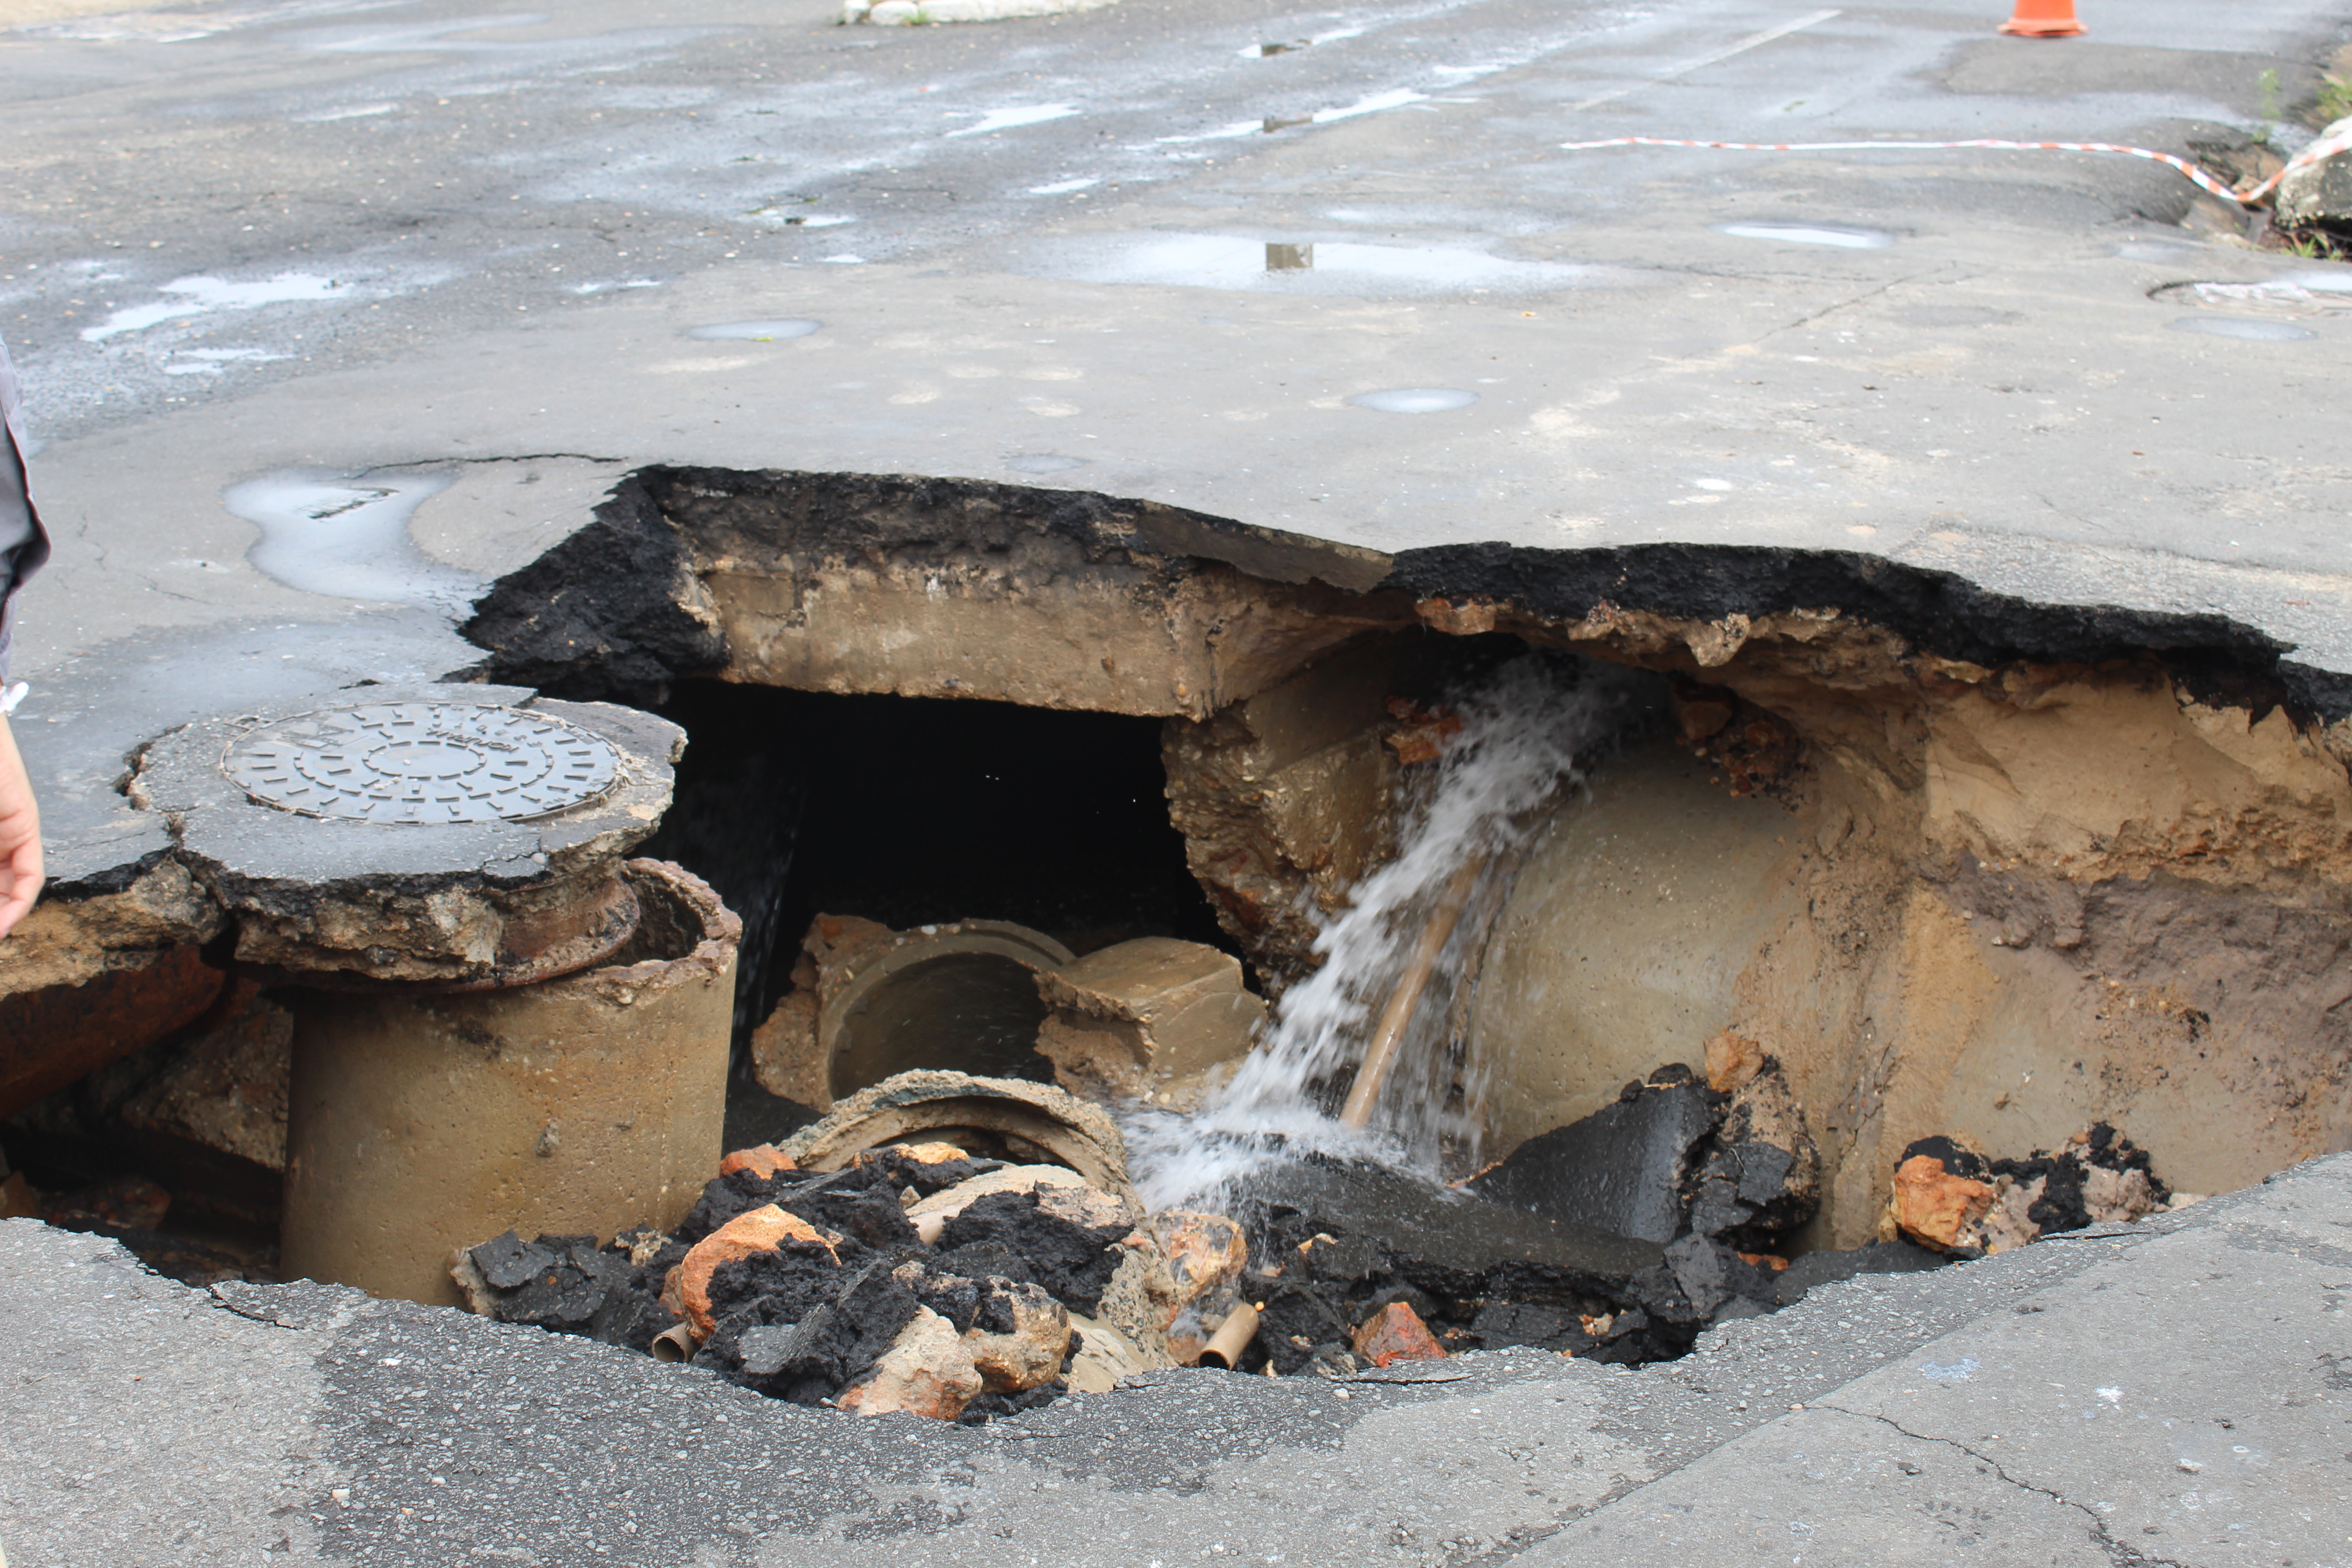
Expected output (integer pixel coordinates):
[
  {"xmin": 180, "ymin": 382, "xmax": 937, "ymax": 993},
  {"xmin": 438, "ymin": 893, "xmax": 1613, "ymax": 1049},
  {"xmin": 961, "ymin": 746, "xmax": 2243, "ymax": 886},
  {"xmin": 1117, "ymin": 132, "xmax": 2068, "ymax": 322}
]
[
  {"xmin": 1351, "ymin": 1301, "xmax": 1447, "ymax": 1367},
  {"xmin": 1703, "ymin": 1031, "xmax": 1764, "ymax": 1093},
  {"xmin": 1891, "ymin": 1155, "xmax": 1995, "ymax": 1252},
  {"xmin": 962, "ymin": 1279, "xmax": 1072, "ymax": 1393},
  {"xmin": 674, "ymin": 1205, "xmax": 840, "ymax": 1341},
  {"xmin": 835, "ymin": 1306, "xmax": 983, "ymax": 1421},
  {"xmin": 1065, "ymin": 1312, "xmax": 1155, "ymax": 1392},
  {"xmin": 2082, "ymin": 1163, "xmax": 2159, "ymax": 1224}
]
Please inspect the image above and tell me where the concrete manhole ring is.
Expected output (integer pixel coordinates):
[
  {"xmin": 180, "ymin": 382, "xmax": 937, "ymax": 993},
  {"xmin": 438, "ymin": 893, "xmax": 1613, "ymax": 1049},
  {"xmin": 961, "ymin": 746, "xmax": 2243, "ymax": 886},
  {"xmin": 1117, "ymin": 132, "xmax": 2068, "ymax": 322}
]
[{"xmin": 221, "ymin": 700, "xmax": 623, "ymax": 824}]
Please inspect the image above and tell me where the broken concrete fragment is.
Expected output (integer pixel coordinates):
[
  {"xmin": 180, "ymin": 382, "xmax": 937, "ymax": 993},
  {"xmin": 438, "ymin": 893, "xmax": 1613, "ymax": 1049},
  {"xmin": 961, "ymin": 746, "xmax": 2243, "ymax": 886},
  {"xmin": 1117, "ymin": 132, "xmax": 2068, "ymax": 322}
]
[
  {"xmin": 702, "ymin": 1258, "xmax": 920, "ymax": 1403},
  {"xmin": 936, "ymin": 1188, "xmax": 1133, "ymax": 1316},
  {"xmin": 960, "ymin": 1277, "xmax": 1073, "ymax": 1393},
  {"xmin": 1891, "ymin": 1154, "xmax": 1996, "ymax": 1253},
  {"xmin": 1066, "ymin": 1311, "xmax": 1156, "ymax": 1393},
  {"xmin": 111, "ymin": 983, "xmax": 293, "ymax": 1176},
  {"xmin": 1659, "ymin": 1234, "xmax": 1784, "ymax": 1323},
  {"xmin": 1033, "ymin": 938, "xmax": 1265, "ymax": 1108},
  {"xmin": 1465, "ymin": 1067, "xmax": 1719, "ymax": 1244},
  {"xmin": 0, "ymin": 859, "xmax": 225, "ymax": 1006},
  {"xmin": 2273, "ymin": 114, "xmax": 2352, "ymax": 228},
  {"xmin": 1237, "ymin": 1156, "xmax": 1665, "ymax": 1308},
  {"xmin": 2083, "ymin": 1163, "xmax": 2160, "ymax": 1222},
  {"xmin": 675, "ymin": 1205, "xmax": 841, "ymax": 1341},
  {"xmin": 0, "ymin": 942, "xmax": 229, "ymax": 1119},
  {"xmin": 836, "ymin": 1306, "xmax": 985, "ymax": 1421},
  {"xmin": 1351, "ymin": 1301, "xmax": 1446, "ymax": 1367},
  {"xmin": 850, "ymin": 1144, "xmax": 1010, "ymax": 1200}
]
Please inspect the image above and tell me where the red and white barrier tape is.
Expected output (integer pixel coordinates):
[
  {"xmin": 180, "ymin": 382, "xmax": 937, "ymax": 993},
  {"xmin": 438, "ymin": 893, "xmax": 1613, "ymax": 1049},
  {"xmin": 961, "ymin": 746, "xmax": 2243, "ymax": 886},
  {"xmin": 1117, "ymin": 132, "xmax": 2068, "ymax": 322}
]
[{"xmin": 1554, "ymin": 132, "xmax": 2352, "ymax": 208}]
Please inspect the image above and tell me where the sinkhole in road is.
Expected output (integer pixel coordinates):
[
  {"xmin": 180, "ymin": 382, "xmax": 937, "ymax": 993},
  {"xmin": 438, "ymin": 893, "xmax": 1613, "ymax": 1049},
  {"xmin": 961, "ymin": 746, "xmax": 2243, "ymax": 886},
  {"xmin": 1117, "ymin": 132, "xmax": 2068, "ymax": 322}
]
[{"xmin": 7, "ymin": 462, "xmax": 2352, "ymax": 1409}]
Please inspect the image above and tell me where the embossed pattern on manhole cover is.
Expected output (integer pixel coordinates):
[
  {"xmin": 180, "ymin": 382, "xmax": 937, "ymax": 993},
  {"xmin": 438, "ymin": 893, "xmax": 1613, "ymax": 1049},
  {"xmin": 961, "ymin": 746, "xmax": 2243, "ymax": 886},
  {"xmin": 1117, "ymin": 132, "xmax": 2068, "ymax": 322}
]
[{"xmin": 222, "ymin": 702, "xmax": 621, "ymax": 824}]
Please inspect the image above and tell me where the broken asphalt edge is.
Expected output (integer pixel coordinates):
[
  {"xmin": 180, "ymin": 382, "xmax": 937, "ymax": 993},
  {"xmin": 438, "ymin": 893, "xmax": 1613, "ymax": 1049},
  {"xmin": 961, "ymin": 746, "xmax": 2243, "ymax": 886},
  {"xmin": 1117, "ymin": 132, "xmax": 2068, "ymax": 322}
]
[{"xmin": 460, "ymin": 464, "xmax": 2340, "ymax": 719}]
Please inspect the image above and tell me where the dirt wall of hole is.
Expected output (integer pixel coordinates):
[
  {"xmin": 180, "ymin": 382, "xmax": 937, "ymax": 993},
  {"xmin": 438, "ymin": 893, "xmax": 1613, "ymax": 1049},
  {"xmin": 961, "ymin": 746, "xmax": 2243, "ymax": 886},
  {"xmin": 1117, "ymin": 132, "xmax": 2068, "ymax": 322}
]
[{"xmin": 450, "ymin": 467, "xmax": 2352, "ymax": 1235}]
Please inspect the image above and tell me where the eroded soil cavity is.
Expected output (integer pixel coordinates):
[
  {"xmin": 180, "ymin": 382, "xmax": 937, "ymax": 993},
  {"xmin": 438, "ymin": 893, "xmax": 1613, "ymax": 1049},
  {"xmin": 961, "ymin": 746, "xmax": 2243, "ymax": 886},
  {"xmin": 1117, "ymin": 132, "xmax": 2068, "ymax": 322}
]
[
  {"xmin": 9, "ymin": 463, "xmax": 2352, "ymax": 1297},
  {"xmin": 461, "ymin": 466, "xmax": 2352, "ymax": 1242}
]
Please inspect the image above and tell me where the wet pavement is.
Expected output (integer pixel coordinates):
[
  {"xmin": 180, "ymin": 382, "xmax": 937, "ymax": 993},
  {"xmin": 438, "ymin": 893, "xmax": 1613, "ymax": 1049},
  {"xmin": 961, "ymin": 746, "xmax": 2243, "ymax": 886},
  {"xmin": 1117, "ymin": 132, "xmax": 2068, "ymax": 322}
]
[
  {"xmin": 4, "ymin": 0, "xmax": 2350, "ymax": 679},
  {"xmin": 5, "ymin": 0, "xmax": 2352, "ymax": 1561}
]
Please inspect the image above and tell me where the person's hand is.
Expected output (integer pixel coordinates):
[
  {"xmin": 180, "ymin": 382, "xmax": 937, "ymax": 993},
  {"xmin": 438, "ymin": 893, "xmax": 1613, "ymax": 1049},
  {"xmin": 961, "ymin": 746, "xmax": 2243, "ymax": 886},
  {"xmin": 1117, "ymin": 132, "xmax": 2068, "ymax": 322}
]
[{"xmin": 0, "ymin": 714, "xmax": 42, "ymax": 940}]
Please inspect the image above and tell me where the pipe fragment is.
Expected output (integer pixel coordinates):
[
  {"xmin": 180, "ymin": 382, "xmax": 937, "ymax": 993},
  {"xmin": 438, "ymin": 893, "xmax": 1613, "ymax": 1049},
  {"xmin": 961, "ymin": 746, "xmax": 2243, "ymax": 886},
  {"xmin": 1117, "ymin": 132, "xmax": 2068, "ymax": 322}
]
[
  {"xmin": 650, "ymin": 1324, "xmax": 698, "ymax": 1362},
  {"xmin": 1338, "ymin": 855, "xmax": 1487, "ymax": 1128},
  {"xmin": 1195, "ymin": 1303, "xmax": 1261, "ymax": 1370}
]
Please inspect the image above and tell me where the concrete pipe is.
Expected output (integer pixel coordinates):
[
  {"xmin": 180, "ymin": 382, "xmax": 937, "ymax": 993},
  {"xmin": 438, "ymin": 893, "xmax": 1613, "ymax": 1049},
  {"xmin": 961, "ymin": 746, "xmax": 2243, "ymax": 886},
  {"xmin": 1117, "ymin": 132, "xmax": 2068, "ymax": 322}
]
[
  {"xmin": 752, "ymin": 918, "xmax": 1076, "ymax": 1111},
  {"xmin": 280, "ymin": 859, "xmax": 740, "ymax": 1308}
]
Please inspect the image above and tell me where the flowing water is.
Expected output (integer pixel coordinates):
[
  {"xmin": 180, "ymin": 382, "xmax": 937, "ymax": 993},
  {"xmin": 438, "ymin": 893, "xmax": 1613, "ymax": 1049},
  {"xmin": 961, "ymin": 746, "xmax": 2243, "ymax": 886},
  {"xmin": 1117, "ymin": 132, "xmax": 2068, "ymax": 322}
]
[{"xmin": 1127, "ymin": 656, "xmax": 1645, "ymax": 1210}]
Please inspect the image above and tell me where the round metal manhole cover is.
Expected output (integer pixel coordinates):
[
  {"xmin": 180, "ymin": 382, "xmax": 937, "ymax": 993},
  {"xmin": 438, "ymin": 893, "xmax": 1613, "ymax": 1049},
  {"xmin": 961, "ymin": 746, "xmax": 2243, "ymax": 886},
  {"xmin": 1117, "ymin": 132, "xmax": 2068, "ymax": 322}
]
[{"xmin": 222, "ymin": 702, "xmax": 622, "ymax": 825}]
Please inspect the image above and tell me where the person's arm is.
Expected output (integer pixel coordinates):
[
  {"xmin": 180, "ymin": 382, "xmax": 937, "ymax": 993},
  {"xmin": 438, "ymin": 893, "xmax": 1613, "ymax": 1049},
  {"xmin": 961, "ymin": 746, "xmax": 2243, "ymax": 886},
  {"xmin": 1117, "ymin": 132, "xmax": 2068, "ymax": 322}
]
[
  {"xmin": 0, "ymin": 713, "xmax": 38, "ymax": 939},
  {"xmin": 0, "ymin": 333, "xmax": 50, "ymax": 941}
]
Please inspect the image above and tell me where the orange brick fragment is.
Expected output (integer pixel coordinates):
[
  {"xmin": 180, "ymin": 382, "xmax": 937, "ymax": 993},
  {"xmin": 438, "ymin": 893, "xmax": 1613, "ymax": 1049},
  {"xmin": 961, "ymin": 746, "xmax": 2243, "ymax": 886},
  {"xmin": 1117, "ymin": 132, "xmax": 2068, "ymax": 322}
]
[
  {"xmin": 673, "ymin": 1205, "xmax": 839, "ymax": 1341},
  {"xmin": 1892, "ymin": 1154, "xmax": 1994, "ymax": 1250},
  {"xmin": 718, "ymin": 1144, "xmax": 795, "ymax": 1179},
  {"xmin": 1351, "ymin": 1301, "xmax": 1448, "ymax": 1368}
]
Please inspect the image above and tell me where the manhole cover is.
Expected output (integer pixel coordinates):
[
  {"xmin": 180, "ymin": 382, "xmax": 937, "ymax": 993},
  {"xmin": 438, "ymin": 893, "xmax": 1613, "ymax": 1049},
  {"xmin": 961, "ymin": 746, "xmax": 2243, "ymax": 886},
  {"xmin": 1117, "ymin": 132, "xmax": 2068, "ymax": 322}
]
[{"xmin": 222, "ymin": 701, "xmax": 622, "ymax": 824}]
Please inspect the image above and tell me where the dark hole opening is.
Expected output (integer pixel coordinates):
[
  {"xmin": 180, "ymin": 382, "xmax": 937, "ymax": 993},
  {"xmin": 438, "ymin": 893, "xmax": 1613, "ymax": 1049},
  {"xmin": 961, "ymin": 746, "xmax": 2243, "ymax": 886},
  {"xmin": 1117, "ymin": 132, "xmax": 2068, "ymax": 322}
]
[{"xmin": 638, "ymin": 680, "xmax": 1240, "ymax": 1063}]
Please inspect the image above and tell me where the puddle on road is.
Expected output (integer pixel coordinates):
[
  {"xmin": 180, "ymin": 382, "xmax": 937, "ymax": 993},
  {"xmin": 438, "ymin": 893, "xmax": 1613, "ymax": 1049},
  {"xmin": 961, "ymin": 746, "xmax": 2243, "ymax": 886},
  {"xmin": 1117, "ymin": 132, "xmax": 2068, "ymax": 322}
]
[
  {"xmin": 82, "ymin": 273, "xmax": 359, "ymax": 343},
  {"xmin": 1031, "ymin": 233, "xmax": 1636, "ymax": 298},
  {"xmin": 225, "ymin": 470, "xmax": 485, "ymax": 611},
  {"xmin": 1717, "ymin": 222, "xmax": 1895, "ymax": 250},
  {"xmin": 2166, "ymin": 316, "xmax": 2318, "ymax": 342},
  {"xmin": 685, "ymin": 320, "xmax": 822, "ymax": 341},
  {"xmin": 2152, "ymin": 275, "xmax": 2352, "ymax": 318},
  {"xmin": 1346, "ymin": 387, "xmax": 1479, "ymax": 413}
]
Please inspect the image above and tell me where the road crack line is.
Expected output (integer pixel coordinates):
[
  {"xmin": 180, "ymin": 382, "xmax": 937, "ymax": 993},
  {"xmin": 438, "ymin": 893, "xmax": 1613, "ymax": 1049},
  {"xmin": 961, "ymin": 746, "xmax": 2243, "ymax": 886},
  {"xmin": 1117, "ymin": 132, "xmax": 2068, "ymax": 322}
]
[{"xmin": 1819, "ymin": 1403, "xmax": 2184, "ymax": 1568}]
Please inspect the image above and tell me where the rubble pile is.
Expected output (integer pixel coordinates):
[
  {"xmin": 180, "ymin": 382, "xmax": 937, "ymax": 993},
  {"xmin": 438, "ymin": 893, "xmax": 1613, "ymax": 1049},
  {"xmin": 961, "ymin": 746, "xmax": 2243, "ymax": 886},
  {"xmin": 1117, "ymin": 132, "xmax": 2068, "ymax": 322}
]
[
  {"xmin": 451, "ymin": 1078, "xmax": 1254, "ymax": 1423},
  {"xmin": 451, "ymin": 1053, "xmax": 2193, "ymax": 1417},
  {"xmin": 1220, "ymin": 1037, "xmax": 1830, "ymax": 1369},
  {"xmin": 1888, "ymin": 1122, "xmax": 2180, "ymax": 1255},
  {"xmin": 1208, "ymin": 1057, "xmax": 2189, "ymax": 1377}
]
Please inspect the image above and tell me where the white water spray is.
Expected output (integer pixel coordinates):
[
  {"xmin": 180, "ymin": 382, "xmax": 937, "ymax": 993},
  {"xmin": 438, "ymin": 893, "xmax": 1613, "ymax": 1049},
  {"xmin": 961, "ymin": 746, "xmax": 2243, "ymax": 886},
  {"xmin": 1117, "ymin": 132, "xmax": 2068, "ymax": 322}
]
[{"xmin": 1127, "ymin": 656, "xmax": 1644, "ymax": 1210}]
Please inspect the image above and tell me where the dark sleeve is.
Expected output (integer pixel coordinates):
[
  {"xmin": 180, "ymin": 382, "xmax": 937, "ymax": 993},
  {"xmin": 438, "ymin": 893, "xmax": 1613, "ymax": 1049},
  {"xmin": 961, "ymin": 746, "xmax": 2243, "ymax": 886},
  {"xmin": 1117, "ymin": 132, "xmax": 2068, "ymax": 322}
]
[{"xmin": 0, "ymin": 334, "xmax": 51, "ymax": 688}]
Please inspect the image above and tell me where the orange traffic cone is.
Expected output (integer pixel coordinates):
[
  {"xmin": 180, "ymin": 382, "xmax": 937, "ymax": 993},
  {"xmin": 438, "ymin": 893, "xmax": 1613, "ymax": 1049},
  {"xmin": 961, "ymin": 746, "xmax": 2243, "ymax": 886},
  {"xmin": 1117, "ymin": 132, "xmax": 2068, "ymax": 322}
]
[{"xmin": 2000, "ymin": 0, "xmax": 2085, "ymax": 35}]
